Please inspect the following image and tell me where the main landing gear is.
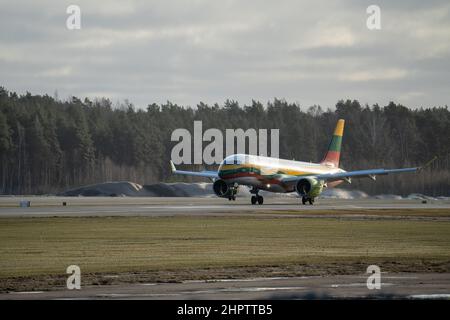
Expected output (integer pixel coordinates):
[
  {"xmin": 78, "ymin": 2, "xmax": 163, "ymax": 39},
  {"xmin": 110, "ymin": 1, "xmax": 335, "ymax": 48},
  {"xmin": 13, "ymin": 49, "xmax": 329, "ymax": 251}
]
[
  {"xmin": 302, "ymin": 196, "xmax": 314, "ymax": 205},
  {"xmin": 251, "ymin": 195, "xmax": 263, "ymax": 205},
  {"xmin": 250, "ymin": 188, "xmax": 263, "ymax": 205}
]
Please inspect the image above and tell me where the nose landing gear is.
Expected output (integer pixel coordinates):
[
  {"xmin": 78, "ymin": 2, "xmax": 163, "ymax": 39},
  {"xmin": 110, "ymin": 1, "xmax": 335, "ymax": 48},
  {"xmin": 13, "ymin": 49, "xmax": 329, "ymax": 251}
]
[{"xmin": 227, "ymin": 183, "xmax": 238, "ymax": 201}]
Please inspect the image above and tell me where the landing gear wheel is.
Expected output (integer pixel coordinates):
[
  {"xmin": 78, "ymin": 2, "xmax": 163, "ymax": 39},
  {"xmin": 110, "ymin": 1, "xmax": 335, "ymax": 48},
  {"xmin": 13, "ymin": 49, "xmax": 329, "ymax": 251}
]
[
  {"xmin": 302, "ymin": 196, "xmax": 307, "ymax": 205},
  {"xmin": 251, "ymin": 196, "xmax": 257, "ymax": 205},
  {"xmin": 257, "ymin": 195, "xmax": 264, "ymax": 205}
]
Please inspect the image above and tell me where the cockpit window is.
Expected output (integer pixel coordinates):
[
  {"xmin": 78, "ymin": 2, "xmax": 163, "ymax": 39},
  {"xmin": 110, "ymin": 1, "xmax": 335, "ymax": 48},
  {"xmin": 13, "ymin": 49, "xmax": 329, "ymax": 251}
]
[{"xmin": 223, "ymin": 154, "xmax": 249, "ymax": 165}]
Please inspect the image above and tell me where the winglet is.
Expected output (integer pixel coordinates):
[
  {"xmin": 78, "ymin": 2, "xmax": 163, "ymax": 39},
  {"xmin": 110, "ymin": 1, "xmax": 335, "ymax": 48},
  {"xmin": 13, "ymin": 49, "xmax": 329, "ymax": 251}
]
[
  {"xmin": 169, "ymin": 160, "xmax": 176, "ymax": 173},
  {"xmin": 418, "ymin": 156, "xmax": 438, "ymax": 172}
]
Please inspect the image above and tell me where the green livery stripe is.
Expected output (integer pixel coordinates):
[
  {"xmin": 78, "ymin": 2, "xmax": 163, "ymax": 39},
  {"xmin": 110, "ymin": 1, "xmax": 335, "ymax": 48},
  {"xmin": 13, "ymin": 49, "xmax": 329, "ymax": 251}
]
[
  {"xmin": 220, "ymin": 167, "xmax": 261, "ymax": 176},
  {"xmin": 219, "ymin": 165, "xmax": 311, "ymax": 179},
  {"xmin": 220, "ymin": 166, "xmax": 286, "ymax": 177},
  {"xmin": 328, "ymin": 135, "xmax": 342, "ymax": 152}
]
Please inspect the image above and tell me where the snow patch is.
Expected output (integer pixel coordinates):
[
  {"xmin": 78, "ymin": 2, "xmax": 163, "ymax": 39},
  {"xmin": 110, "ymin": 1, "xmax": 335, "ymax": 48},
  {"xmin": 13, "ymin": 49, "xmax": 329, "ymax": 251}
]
[
  {"xmin": 320, "ymin": 188, "xmax": 368, "ymax": 199},
  {"xmin": 374, "ymin": 194, "xmax": 403, "ymax": 200}
]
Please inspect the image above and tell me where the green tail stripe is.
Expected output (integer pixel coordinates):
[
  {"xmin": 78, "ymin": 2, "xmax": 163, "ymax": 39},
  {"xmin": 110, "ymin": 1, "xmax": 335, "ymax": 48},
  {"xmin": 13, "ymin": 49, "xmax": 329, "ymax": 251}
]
[{"xmin": 328, "ymin": 135, "xmax": 342, "ymax": 152}]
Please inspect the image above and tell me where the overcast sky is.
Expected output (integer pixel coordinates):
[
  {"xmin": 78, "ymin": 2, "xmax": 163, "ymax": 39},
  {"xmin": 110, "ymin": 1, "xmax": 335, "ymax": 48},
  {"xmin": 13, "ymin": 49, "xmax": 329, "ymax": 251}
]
[{"xmin": 0, "ymin": 0, "xmax": 449, "ymax": 109}]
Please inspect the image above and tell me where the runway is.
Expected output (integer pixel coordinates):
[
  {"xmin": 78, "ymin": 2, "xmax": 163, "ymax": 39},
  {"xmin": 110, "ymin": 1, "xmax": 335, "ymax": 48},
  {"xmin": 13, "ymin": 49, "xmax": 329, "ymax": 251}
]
[
  {"xmin": 2, "ymin": 273, "xmax": 449, "ymax": 300},
  {"xmin": 0, "ymin": 197, "xmax": 449, "ymax": 218}
]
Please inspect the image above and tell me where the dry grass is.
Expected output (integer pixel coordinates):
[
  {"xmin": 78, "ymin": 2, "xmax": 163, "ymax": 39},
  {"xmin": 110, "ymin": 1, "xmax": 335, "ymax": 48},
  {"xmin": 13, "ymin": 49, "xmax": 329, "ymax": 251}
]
[
  {"xmin": 1, "ymin": 215, "xmax": 449, "ymax": 275},
  {"xmin": 0, "ymin": 213, "xmax": 449, "ymax": 291}
]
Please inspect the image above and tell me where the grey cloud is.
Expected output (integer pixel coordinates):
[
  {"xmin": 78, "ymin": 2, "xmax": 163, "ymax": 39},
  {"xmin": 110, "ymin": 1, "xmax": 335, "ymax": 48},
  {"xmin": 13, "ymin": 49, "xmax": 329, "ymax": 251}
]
[{"xmin": 0, "ymin": 0, "xmax": 448, "ymax": 109}]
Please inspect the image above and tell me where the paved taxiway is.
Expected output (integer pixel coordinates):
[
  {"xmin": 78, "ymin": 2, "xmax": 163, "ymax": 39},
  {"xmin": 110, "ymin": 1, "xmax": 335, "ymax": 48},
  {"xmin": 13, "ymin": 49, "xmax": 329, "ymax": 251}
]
[
  {"xmin": 0, "ymin": 197, "xmax": 449, "ymax": 218},
  {"xmin": 2, "ymin": 273, "xmax": 449, "ymax": 300}
]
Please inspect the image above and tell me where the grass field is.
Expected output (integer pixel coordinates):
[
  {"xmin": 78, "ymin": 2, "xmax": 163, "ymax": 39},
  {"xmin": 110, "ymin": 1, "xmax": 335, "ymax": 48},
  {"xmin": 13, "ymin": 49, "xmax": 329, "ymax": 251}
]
[{"xmin": 1, "ymin": 211, "xmax": 450, "ymax": 291}]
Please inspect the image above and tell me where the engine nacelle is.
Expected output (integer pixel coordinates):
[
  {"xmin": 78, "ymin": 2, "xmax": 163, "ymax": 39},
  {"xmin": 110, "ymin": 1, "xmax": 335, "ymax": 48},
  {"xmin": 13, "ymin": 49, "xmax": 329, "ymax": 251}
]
[
  {"xmin": 295, "ymin": 178, "xmax": 324, "ymax": 198},
  {"xmin": 213, "ymin": 179, "xmax": 233, "ymax": 198}
]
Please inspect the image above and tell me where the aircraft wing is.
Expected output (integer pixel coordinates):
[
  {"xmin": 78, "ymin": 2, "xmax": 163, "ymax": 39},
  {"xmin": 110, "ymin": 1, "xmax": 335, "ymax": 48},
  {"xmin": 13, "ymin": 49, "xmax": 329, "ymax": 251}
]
[
  {"xmin": 170, "ymin": 161, "xmax": 218, "ymax": 179},
  {"xmin": 281, "ymin": 156, "xmax": 437, "ymax": 184},
  {"xmin": 315, "ymin": 167, "xmax": 419, "ymax": 183},
  {"xmin": 281, "ymin": 167, "xmax": 420, "ymax": 184}
]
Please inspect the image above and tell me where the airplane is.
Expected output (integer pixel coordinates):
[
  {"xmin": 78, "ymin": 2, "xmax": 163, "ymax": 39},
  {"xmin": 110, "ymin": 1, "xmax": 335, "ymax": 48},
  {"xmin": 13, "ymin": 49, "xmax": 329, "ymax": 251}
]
[{"xmin": 170, "ymin": 119, "xmax": 430, "ymax": 205}]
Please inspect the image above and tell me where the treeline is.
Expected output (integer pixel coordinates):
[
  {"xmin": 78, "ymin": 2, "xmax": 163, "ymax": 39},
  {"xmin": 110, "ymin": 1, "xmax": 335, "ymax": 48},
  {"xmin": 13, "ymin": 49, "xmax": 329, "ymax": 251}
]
[{"xmin": 0, "ymin": 87, "xmax": 449, "ymax": 195}]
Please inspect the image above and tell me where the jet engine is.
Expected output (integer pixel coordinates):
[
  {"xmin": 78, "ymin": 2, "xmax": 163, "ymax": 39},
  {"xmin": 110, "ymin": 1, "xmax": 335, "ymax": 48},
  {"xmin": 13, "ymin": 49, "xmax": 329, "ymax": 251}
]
[
  {"xmin": 295, "ymin": 178, "xmax": 324, "ymax": 198},
  {"xmin": 213, "ymin": 179, "xmax": 234, "ymax": 198}
]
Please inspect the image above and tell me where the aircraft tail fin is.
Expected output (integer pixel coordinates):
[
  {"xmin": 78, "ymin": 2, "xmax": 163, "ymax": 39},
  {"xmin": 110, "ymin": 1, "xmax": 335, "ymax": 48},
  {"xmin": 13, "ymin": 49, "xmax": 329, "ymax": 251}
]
[{"xmin": 321, "ymin": 119, "xmax": 345, "ymax": 167}]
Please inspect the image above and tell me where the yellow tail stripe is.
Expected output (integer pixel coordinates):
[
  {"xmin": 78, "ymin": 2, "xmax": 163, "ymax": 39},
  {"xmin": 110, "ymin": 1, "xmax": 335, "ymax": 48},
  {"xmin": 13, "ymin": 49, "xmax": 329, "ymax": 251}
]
[{"xmin": 333, "ymin": 119, "xmax": 345, "ymax": 137}]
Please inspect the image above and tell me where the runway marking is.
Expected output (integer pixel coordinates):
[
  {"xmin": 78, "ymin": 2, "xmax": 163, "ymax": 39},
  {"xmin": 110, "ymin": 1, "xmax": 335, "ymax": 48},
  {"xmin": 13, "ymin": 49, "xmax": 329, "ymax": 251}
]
[
  {"xmin": 331, "ymin": 283, "xmax": 394, "ymax": 288},
  {"xmin": 226, "ymin": 287, "xmax": 306, "ymax": 292},
  {"xmin": 354, "ymin": 275, "xmax": 418, "ymax": 279},
  {"xmin": 409, "ymin": 294, "xmax": 450, "ymax": 299},
  {"xmin": 12, "ymin": 291, "xmax": 44, "ymax": 294},
  {"xmin": 55, "ymin": 298, "xmax": 91, "ymax": 300},
  {"xmin": 183, "ymin": 276, "xmax": 296, "ymax": 284},
  {"xmin": 381, "ymin": 276, "xmax": 418, "ymax": 279},
  {"xmin": 141, "ymin": 205, "xmax": 230, "ymax": 210},
  {"xmin": 97, "ymin": 293, "xmax": 180, "ymax": 298},
  {"xmin": 181, "ymin": 287, "xmax": 307, "ymax": 294}
]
